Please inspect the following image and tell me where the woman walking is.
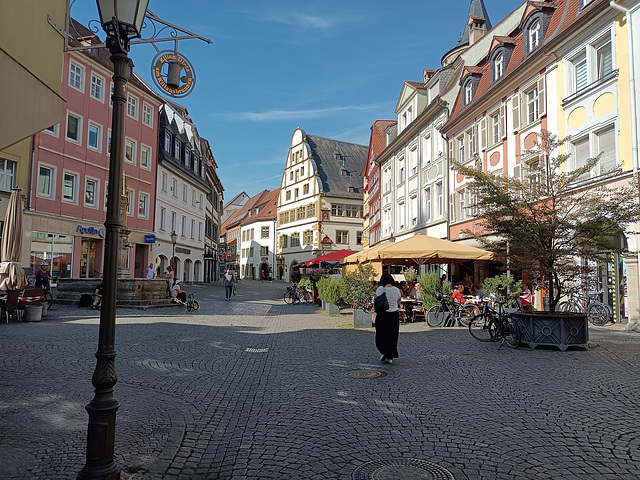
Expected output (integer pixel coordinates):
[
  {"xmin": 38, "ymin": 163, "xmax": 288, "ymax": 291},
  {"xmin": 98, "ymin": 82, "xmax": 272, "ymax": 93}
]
[{"xmin": 374, "ymin": 273, "xmax": 402, "ymax": 364}]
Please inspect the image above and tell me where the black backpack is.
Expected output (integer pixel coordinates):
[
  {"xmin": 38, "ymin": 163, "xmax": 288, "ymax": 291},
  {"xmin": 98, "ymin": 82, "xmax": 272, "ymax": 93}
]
[
  {"xmin": 78, "ymin": 293, "xmax": 93, "ymax": 308},
  {"xmin": 374, "ymin": 292, "xmax": 389, "ymax": 313}
]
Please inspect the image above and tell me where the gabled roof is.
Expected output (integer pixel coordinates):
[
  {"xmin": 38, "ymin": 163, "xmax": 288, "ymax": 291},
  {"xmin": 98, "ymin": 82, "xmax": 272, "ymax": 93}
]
[
  {"xmin": 303, "ymin": 133, "xmax": 368, "ymax": 199},
  {"xmin": 221, "ymin": 190, "xmax": 275, "ymax": 232},
  {"xmin": 361, "ymin": 120, "xmax": 396, "ymax": 177},
  {"xmin": 241, "ymin": 188, "xmax": 281, "ymax": 225}
]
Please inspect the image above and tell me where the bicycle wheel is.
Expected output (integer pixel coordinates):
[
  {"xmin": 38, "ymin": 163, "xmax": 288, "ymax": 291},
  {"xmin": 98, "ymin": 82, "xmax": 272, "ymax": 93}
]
[
  {"xmin": 45, "ymin": 291, "xmax": 53, "ymax": 310},
  {"xmin": 192, "ymin": 300, "xmax": 199, "ymax": 311},
  {"xmin": 458, "ymin": 305, "xmax": 477, "ymax": 327},
  {"xmin": 558, "ymin": 301, "xmax": 573, "ymax": 312},
  {"xmin": 186, "ymin": 299, "xmax": 192, "ymax": 312},
  {"xmin": 283, "ymin": 292, "xmax": 293, "ymax": 304},
  {"xmin": 468, "ymin": 313, "xmax": 494, "ymax": 341},
  {"xmin": 503, "ymin": 317, "xmax": 520, "ymax": 349},
  {"xmin": 426, "ymin": 305, "xmax": 446, "ymax": 327},
  {"xmin": 588, "ymin": 303, "xmax": 609, "ymax": 326},
  {"xmin": 292, "ymin": 292, "xmax": 301, "ymax": 305},
  {"xmin": 304, "ymin": 290, "xmax": 313, "ymax": 304}
]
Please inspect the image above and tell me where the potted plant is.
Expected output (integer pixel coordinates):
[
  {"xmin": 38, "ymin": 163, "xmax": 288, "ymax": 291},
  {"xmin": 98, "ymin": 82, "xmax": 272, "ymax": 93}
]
[
  {"xmin": 483, "ymin": 274, "xmax": 522, "ymax": 312},
  {"xmin": 317, "ymin": 276, "xmax": 343, "ymax": 315},
  {"xmin": 402, "ymin": 266, "xmax": 418, "ymax": 284},
  {"xmin": 455, "ymin": 131, "xmax": 640, "ymax": 349},
  {"xmin": 340, "ymin": 263, "xmax": 377, "ymax": 328}
]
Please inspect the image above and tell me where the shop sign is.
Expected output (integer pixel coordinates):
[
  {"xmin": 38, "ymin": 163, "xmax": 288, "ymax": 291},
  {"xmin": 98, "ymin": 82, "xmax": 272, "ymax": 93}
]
[
  {"xmin": 175, "ymin": 247, "xmax": 191, "ymax": 254},
  {"xmin": 77, "ymin": 225, "xmax": 106, "ymax": 238},
  {"xmin": 144, "ymin": 234, "xmax": 156, "ymax": 243}
]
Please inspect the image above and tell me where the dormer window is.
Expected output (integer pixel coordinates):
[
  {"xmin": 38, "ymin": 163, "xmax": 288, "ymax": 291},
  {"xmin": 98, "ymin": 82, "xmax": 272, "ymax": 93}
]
[
  {"xmin": 464, "ymin": 80, "xmax": 474, "ymax": 106},
  {"xmin": 529, "ymin": 20, "xmax": 541, "ymax": 51},
  {"xmin": 494, "ymin": 52, "xmax": 504, "ymax": 81}
]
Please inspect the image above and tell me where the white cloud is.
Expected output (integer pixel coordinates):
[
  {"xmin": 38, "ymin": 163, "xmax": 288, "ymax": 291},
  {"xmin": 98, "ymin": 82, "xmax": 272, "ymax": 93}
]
[{"xmin": 223, "ymin": 104, "xmax": 386, "ymax": 122}]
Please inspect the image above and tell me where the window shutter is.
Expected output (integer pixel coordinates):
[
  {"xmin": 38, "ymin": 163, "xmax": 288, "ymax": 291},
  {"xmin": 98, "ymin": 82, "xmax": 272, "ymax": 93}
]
[
  {"xmin": 448, "ymin": 137, "xmax": 455, "ymax": 162},
  {"xmin": 449, "ymin": 193, "xmax": 456, "ymax": 221},
  {"xmin": 512, "ymin": 96, "xmax": 520, "ymax": 132},
  {"xmin": 500, "ymin": 103, "xmax": 507, "ymax": 139},
  {"xmin": 513, "ymin": 164, "xmax": 521, "ymax": 181},
  {"xmin": 538, "ymin": 77, "xmax": 546, "ymax": 118},
  {"xmin": 480, "ymin": 117, "xmax": 487, "ymax": 150},
  {"xmin": 473, "ymin": 123, "xmax": 478, "ymax": 155}
]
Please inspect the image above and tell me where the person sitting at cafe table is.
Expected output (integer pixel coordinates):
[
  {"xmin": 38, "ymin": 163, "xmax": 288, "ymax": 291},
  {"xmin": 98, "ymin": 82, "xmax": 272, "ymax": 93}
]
[
  {"xmin": 451, "ymin": 284, "xmax": 466, "ymax": 303},
  {"xmin": 406, "ymin": 281, "xmax": 417, "ymax": 299}
]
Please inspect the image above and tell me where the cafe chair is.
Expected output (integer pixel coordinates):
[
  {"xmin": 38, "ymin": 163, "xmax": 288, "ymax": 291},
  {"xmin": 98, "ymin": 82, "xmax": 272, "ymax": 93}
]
[
  {"xmin": 3, "ymin": 290, "xmax": 23, "ymax": 323},
  {"xmin": 412, "ymin": 306, "xmax": 426, "ymax": 322},
  {"xmin": 398, "ymin": 309, "xmax": 406, "ymax": 322}
]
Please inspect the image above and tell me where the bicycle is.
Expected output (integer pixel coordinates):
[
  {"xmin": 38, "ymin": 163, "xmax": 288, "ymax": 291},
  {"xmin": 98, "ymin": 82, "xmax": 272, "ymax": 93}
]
[
  {"xmin": 468, "ymin": 300, "xmax": 519, "ymax": 348},
  {"xmin": 283, "ymin": 284, "xmax": 313, "ymax": 304},
  {"xmin": 44, "ymin": 289, "xmax": 54, "ymax": 311},
  {"xmin": 558, "ymin": 292, "xmax": 612, "ymax": 326},
  {"xmin": 186, "ymin": 292, "xmax": 199, "ymax": 312},
  {"xmin": 426, "ymin": 292, "xmax": 476, "ymax": 327}
]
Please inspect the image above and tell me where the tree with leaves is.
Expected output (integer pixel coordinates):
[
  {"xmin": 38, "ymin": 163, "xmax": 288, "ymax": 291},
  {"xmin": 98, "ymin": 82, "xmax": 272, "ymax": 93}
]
[{"xmin": 454, "ymin": 131, "xmax": 639, "ymax": 311}]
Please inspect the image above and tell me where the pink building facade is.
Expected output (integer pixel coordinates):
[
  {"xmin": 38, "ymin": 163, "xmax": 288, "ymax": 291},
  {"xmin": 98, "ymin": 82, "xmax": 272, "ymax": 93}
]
[{"xmin": 28, "ymin": 20, "xmax": 163, "ymax": 280}]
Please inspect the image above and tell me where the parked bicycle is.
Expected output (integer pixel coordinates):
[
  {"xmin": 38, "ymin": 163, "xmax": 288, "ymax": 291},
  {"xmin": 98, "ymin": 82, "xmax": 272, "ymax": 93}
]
[
  {"xmin": 558, "ymin": 291, "xmax": 612, "ymax": 326},
  {"xmin": 186, "ymin": 292, "xmax": 199, "ymax": 312},
  {"xmin": 426, "ymin": 292, "xmax": 477, "ymax": 327},
  {"xmin": 468, "ymin": 299, "xmax": 519, "ymax": 348},
  {"xmin": 283, "ymin": 284, "xmax": 312, "ymax": 304}
]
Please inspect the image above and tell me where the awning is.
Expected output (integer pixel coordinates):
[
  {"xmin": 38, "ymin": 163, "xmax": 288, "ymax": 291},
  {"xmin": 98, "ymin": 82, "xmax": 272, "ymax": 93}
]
[{"xmin": 299, "ymin": 249, "xmax": 355, "ymax": 267}]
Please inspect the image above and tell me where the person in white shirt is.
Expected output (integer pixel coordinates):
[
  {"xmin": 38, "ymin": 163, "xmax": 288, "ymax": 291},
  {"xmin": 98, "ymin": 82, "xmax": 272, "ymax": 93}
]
[{"xmin": 374, "ymin": 273, "xmax": 402, "ymax": 364}]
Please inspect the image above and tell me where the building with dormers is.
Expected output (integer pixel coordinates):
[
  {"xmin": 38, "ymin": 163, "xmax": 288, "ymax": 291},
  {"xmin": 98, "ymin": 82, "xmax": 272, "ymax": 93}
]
[
  {"xmin": 219, "ymin": 191, "xmax": 251, "ymax": 274},
  {"xmin": 276, "ymin": 128, "xmax": 367, "ymax": 281},
  {"xmin": 156, "ymin": 102, "xmax": 210, "ymax": 283},
  {"xmin": 29, "ymin": 18, "xmax": 163, "ymax": 280},
  {"xmin": 441, "ymin": 0, "xmax": 639, "ymax": 318}
]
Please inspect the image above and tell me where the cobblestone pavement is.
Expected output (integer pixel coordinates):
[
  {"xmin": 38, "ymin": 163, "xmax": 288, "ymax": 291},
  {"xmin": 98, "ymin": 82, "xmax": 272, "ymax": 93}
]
[{"xmin": 1, "ymin": 280, "xmax": 640, "ymax": 479}]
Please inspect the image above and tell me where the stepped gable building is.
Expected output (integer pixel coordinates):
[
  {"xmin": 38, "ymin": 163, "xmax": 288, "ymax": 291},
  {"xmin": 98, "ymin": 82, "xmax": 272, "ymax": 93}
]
[
  {"xmin": 156, "ymin": 101, "xmax": 210, "ymax": 283},
  {"xmin": 441, "ymin": 0, "xmax": 640, "ymax": 317},
  {"xmin": 276, "ymin": 128, "xmax": 367, "ymax": 281},
  {"xmin": 29, "ymin": 18, "xmax": 163, "ymax": 280},
  {"xmin": 239, "ymin": 188, "xmax": 281, "ymax": 280}
]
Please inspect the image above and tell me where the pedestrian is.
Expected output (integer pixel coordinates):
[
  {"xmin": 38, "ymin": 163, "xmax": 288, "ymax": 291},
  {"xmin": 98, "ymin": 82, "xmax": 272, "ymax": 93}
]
[
  {"xmin": 34, "ymin": 262, "xmax": 51, "ymax": 289},
  {"xmin": 222, "ymin": 268, "xmax": 236, "ymax": 301},
  {"xmin": 171, "ymin": 280, "xmax": 187, "ymax": 304},
  {"xmin": 520, "ymin": 283, "xmax": 533, "ymax": 311},
  {"xmin": 461, "ymin": 274, "xmax": 473, "ymax": 295},
  {"xmin": 146, "ymin": 263, "xmax": 155, "ymax": 279},
  {"xmin": 165, "ymin": 265, "xmax": 174, "ymax": 296},
  {"xmin": 374, "ymin": 272, "xmax": 402, "ymax": 364},
  {"xmin": 91, "ymin": 282, "xmax": 103, "ymax": 309}
]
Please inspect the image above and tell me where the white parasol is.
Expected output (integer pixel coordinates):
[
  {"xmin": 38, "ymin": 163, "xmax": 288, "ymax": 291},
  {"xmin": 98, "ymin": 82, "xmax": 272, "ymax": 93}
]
[{"xmin": 0, "ymin": 188, "xmax": 27, "ymax": 291}]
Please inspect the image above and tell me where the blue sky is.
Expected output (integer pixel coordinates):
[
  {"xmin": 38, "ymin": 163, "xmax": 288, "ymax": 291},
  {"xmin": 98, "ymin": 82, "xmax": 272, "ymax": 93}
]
[{"xmin": 70, "ymin": 0, "xmax": 520, "ymax": 199}]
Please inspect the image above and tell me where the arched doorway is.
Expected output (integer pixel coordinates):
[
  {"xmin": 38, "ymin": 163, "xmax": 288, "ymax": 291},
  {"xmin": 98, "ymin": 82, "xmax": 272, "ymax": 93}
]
[
  {"xmin": 194, "ymin": 260, "xmax": 202, "ymax": 283},
  {"xmin": 259, "ymin": 262, "xmax": 270, "ymax": 281},
  {"xmin": 278, "ymin": 265, "xmax": 284, "ymax": 282},
  {"xmin": 184, "ymin": 259, "xmax": 193, "ymax": 283}
]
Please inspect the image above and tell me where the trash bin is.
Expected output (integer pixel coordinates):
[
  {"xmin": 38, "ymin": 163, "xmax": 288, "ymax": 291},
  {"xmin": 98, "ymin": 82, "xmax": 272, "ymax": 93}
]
[{"xmin": 24, "ymin": 303, "xmax": 43, "ymax": 322}]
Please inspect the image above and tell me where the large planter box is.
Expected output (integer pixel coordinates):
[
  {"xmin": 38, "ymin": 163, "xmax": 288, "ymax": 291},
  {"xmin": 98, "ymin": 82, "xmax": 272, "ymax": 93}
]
[
  {"xmin": 353, "ymin": 309, "xmax": 372, "ymax": 328},
  {"xmin": 325, "ymin": 303, "xmax": 341, "ymax": 315},
  {"xmin": 512, "ymin": 312, "xmax": 589, "ymax": 351}
]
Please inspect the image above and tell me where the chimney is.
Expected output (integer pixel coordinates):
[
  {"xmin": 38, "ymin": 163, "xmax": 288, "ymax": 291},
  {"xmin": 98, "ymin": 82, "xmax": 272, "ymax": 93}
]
[{"xmin": 468, "ymin": 16, "xmax": 487, "ymax": 45}]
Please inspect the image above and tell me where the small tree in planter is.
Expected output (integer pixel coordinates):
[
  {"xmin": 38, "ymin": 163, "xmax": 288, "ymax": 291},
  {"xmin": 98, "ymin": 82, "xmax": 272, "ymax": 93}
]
[
  {"xmin": 340, "ymin": 263, "xmax": 377, "ymax": 327},
  {"xmin": 483, "ymin": 274, "xmax": 522, "ymax": 308},
  {"xmin": 402, "ymin": 266, "xmax": 418, "ymax": 284},
  {"xmin": 454, "ymin": 131, "xmax": 640, "ymax": 312},
  {"xmin": 417, "ymin": 271, "xmax": 452, "ymax": 310},
  {"xmin": 317, "ymin": 276, "xmax": 343, "ymax": 313}
]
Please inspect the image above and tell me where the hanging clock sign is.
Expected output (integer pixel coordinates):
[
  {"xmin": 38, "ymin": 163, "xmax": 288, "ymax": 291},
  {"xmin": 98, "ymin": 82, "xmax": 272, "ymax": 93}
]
[{"xmin": 151, "ymin": 50, "xmax": 196, "ymax": 98}]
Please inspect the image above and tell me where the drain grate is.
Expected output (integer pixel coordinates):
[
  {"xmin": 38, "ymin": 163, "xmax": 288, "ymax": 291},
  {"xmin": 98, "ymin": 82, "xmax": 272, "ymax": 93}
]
[
  {"xmin": 352, "ymin": 458, "xmax": 454, "ymax": 479},
  {"xmin": 343, "ymin": 370, "xmax": 387, "ymax": 379}
]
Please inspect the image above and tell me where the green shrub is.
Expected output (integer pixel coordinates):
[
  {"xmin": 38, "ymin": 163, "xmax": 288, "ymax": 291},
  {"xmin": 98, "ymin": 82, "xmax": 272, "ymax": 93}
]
[
  {"xmin": 402, "ymin": 267, "xmax": 418, "ymax": 283},
  {"xmin": 316, "ymin": 276, "xmax": 343, "ymax": 305},
  {"xmin": 483, "ymin": 274, "xmax": 522, "ymax": 305},
  {"xmin": 417, "ymin": 271, "xmax": 451, "ymax": 309},
  {"xmin": 341, "ymin": 263, "xmax": 376, "ymax": 310}
]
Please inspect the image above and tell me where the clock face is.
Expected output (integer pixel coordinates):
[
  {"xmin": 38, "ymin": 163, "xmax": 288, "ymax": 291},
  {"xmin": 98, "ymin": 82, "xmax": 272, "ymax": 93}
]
[{"xmin": 151, "ymin": 50, "xmax": 196, "ymax": 98}]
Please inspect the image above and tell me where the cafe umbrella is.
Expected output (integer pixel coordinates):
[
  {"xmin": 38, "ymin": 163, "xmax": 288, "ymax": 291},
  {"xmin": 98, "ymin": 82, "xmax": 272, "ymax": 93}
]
[{"xmin": 0, "ymin": 188, "xmax": 27, "ymax": 291}]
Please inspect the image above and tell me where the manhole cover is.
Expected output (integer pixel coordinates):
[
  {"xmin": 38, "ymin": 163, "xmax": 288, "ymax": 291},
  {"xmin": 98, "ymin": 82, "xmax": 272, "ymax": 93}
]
[
  {"xmin": 343, "ymin": 370, "xmax": 388, "ymax": 379},
  {"xmin": 353, "ymin": 459, "xmax": 454, "ymax": 480}
]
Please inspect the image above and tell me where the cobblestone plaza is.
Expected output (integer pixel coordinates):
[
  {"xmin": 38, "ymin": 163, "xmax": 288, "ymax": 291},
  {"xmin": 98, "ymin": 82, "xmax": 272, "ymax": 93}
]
[{"xmin": 1, "ymin": 281, "xmax": 639, "ymax": 479}]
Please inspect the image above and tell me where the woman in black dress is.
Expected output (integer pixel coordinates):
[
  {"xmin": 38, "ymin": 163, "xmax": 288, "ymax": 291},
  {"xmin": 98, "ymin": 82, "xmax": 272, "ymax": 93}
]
[{"xmin": 374, "ymin": 273, "xmax": 402, "ymax": 364}]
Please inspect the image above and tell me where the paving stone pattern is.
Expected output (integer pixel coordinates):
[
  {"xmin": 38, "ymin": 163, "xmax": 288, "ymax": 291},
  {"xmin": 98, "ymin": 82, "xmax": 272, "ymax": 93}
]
[{"xmin": 1, "ymin": 280, "xmax": 639, "ymax": 479}]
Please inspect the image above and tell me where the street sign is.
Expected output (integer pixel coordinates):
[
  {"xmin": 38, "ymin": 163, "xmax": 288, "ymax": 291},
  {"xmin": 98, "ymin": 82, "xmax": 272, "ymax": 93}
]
[
  {"xmin": 144, "ymin": 234, "xmax": 156, "ymax": 243},
  {"xmin": 361, "ymin": 238, "xmax": 369, "ymax": 245}
]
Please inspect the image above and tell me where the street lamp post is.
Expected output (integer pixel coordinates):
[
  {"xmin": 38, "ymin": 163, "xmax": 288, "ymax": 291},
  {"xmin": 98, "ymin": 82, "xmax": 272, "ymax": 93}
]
[
  {"xmin": 78, "ymin": 1, "xmax": 148, "ymax": 479},
  {"xmin": 171, "ymin": 230, "xmax": 177, "ymax": 271}
]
